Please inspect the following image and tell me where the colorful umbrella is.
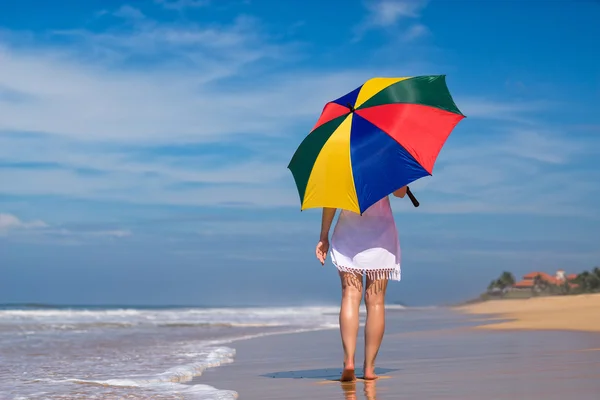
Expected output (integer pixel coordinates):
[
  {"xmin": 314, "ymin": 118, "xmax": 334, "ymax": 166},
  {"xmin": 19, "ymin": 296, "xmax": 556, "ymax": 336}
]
[{"xmin": 288, "ymin": 75, "xmax": 465, "ymax": 214}]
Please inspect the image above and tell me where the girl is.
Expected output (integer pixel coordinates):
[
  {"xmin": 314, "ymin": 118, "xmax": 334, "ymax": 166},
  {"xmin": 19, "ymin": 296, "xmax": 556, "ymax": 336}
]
[{"xmin": 315, "ymin": 186, "xmax": 407, "ymax": 381}]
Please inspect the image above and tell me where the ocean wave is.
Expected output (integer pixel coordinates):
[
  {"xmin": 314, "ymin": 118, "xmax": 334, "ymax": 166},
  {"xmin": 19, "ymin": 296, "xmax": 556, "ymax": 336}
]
[
  {"xmin": 33, "ymin": 347, "xmax": 237, "ymax": 400},
  {"xmin": 0, "ymin": 306, "xmax": 344, "ymax": 333},
  {"xmin": 0, "ymin": 304, "xmax": 409, "ymax": 335},
  {"xmin": 385, "ymin": 304, "xmax": 407, "ymax": 310},
  {"xmin": 72, "ymin": 346, "xmax": 235, "ymax": 385}
]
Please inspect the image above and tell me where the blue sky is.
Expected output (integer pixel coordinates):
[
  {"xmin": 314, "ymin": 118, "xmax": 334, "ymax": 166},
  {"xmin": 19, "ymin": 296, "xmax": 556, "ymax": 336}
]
[{"xmin": 1, "ymin": 0, "xmax": 599, "ymax": 306}]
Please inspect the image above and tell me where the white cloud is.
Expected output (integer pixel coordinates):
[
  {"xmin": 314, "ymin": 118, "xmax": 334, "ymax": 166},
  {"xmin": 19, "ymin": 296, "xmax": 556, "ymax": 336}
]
[
  {"xmin": 403, "ymin": 23, "xmax": 429, "ymax": 41},
  {"xmin": 0, "ymin": 212, "xmax": 132, "ymax": 241},
  {"xmin": 364, "ymin": 0, "xmax": 428, "ymax": 27},
  {"xmin": 99, "ymin": 230, "xmax": 132, "ymax": 238},
  {"xmin": 113, "ymin": 5, "xmax": 146, "ymax": 20},
  {"xmin": 573, "ymin": 124, "xmax": 600, "ymax": 133},
  {"xmin": 0, "ymin": 14, "xmax": 299, "ymax": 144},
  {"xmin": 405, "ymin": 127, "xmax": 600, "ymax": 216},
  {"xmin": 495, "ymin": 129, "xmax": 585, "ymax": 164},
  {"xmin": 47, "ymin": 228, "xmax": 133, "ymax": 238},
  {"xmin": 355, "ymin": 0, "xmax": 429, "ymax": 40},
  {"xmin": 0, "ymin": 15, "xmax": 378, "ymax": 145},
  {"xmin": 0, "ymin": 167, "xmax": 298, "ymax": 208},
  {"xmin": 0, "ymin": 135, "xmax": 290, "ymax": 185},
  {"xmin": 457, "ymin": 97, "xmax": 550, "ymax": 123},
  {"xmin": 154, "ymin": 0, "xmax": 210, "ymax": 11},
  {"xmin": 0, "ymin": 213, "xmax": 47, "ymax": 235}
]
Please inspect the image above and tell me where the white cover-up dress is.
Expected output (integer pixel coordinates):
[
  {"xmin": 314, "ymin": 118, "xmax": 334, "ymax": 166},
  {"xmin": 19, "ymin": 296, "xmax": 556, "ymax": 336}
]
[{"xmin": 330, "ymin": 196, "xmax": 401, "ymax": 281}]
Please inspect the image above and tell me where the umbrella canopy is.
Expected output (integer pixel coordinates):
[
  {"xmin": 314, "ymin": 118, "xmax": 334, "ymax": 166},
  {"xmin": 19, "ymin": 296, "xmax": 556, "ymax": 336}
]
[{"xmin": 288, "ymin": 75, "xmax": 465, "ymax": 214}]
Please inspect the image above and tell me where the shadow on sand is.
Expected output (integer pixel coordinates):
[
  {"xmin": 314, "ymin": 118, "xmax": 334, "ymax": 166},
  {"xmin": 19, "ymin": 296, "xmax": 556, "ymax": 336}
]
[{"xmin": 261, "ymin": 367, "xmax": 397, "ymax": 381}]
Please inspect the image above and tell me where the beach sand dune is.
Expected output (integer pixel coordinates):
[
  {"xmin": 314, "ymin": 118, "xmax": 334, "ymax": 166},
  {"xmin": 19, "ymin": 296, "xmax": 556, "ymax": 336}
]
[{"xmin": 456, "ymin": 293, "xmax": 600, "ymax": 332}]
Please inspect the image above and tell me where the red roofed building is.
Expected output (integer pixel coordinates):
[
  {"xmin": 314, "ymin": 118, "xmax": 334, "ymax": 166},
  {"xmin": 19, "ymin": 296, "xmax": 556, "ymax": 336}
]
[
  {"xmin": 512, "ymin": 279, "xmax": 535, "ymax": 289},
  {"xmin": 512, "ymin": 269, "xmax": 579, "ymax": 290}
]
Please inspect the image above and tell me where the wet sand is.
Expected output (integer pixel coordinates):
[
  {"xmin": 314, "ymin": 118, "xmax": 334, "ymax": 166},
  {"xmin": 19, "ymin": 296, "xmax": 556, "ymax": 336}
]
[
  {"xmin": 192, "ymin": 308, "xmax": 600, "ymax": 399},
  {"xmin": 456, "ymin": 293, "xmax": 600, "ymax": 332}
]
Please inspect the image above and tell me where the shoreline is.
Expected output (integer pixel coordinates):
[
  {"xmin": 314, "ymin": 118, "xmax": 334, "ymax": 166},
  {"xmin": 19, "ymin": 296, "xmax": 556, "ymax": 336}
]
[
  {"xmin": 454, "ymin": 293, "xmax": 600, "ymax": 333},
  {"xmin": 193, "ymin": 307, "xmax": 600, "ymax": 399}
]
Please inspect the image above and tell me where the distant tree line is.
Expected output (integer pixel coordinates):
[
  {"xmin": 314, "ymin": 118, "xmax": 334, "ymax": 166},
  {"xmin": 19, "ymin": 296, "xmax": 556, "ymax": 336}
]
[
  {"xmin": 487, "ymin": 271, "xmax": 516, "ymax": 292},
  {"xmin": 573, "ymin": 267, "xmax": 600, "ymax": 293},
  {"xmin": 485, "ymin": 267, "xmax": 600, "ymax": 298}
]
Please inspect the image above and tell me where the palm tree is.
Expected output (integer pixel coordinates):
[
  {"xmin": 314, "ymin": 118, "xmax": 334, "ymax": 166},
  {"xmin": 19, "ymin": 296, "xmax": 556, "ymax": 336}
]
[
  {"xmin": 586, "ymin": 273, "xmax": 600, "ymax": 292},
  {"xmin": 575, "ymin": 270, "xmax": 600, "ymax": 293},
  {"xmin": 499, "ymin": 271, "xmax": 516, "ymax": 288},
  {"xmin": 575, "ymin": 271, "xmax": 589, "ymax": 291}
]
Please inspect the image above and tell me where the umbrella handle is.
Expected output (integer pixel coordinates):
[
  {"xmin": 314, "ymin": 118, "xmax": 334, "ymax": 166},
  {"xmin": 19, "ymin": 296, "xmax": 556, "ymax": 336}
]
[{"xmin": 406, "ymin": 186, "xmax": 420, "ymax": 208}]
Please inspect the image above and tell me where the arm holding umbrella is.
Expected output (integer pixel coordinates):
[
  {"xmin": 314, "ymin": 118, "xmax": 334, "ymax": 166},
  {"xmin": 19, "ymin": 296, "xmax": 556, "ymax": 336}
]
[{"xmin": 393, "ymin": 186, "xmax": 420, "ymax": 208}]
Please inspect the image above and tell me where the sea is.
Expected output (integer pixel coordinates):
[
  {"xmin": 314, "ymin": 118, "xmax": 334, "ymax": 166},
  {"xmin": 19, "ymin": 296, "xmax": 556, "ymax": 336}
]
[{"xmin": 0, "ymin": 303, "xmax": 404, "ymax": 399}]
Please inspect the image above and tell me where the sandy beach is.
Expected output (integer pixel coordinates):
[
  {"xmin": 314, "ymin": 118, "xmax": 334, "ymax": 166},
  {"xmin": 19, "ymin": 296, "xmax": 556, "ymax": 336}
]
[
  {"xmin": 192, "ymin": 307, "xmax": 600, "ymax": 399},
  {"xmin": 455, "ymin": 293, "xmax": 600, "ymax": 333}
]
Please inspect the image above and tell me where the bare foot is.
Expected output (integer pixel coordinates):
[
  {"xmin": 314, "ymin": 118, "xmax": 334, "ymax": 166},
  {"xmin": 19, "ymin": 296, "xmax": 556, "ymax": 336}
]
[
  {"xmin": 363, "ymin": 365, "xmax": 378, "ymax": 380},
  {"xmin": 340, "ymin": 362, "xmax": 356, "ymax": 382}
]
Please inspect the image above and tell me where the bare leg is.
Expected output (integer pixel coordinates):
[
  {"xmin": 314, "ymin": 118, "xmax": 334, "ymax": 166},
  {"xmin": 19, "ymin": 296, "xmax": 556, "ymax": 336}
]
[
  {"xmin": 338, "ymin": 271, "xmax": 363, "ymax": 381},
  {"xmin": 363, "ymin": 276, "xmax": 388, "ymax": 380}
]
